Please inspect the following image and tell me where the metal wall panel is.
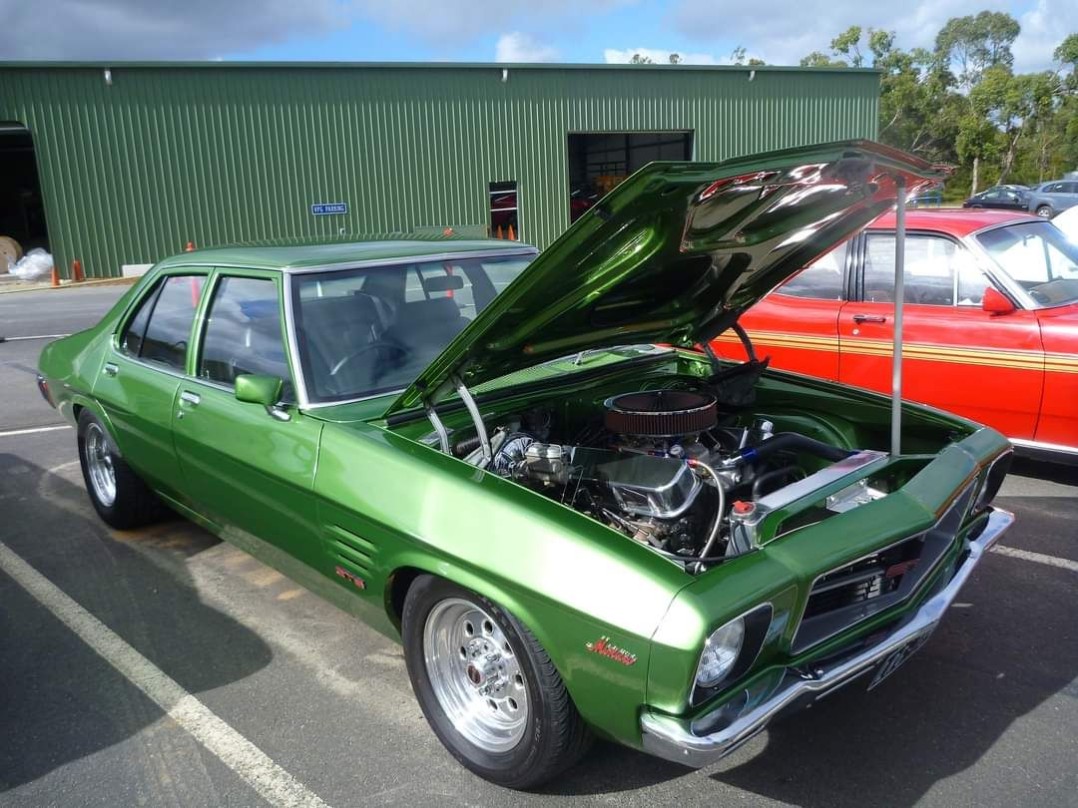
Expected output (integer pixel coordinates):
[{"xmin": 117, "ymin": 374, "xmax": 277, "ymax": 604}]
[{"xmin": 0, "ymin": 64, "xmax": 879, "ymax": 277}]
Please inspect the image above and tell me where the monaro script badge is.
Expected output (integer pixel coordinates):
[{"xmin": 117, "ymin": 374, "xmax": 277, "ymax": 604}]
[{"xmin": 585, "ymin": 636, "xmax": 637, "ymax": 666}]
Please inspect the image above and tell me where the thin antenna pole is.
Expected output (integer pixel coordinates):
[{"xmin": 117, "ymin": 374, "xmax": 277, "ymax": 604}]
[{"xmin": 891, "ymin": 177, "xmax": 907, "ymax": 457}]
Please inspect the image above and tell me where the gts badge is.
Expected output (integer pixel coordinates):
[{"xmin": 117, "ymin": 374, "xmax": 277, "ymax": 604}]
[
  {"xmin": 334, "ymin": 566, "xmax": 366, "ymax": 590},
  {"xmin": 585, "ymin": 636, "xmax": 637, "ymax": 667}
]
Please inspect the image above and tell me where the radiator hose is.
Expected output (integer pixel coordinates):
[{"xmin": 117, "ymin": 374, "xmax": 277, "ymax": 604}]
[{"xmin": 723, "ymin": 432, "xmax": 853, "ymax": 468}]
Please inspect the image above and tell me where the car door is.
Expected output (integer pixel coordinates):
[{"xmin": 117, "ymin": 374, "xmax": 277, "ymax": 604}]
[
  {"xmin": 711, "ymin": 242, "xmax": 849, "ymax": 380},
  {"xmin": 93, "ymin": 271, "xmax": 208, "ymax": 499},
  {"xmin": 171, "ymin": 269, "xmax": 323, "ymax": 566},
  {"xmin": 838, "ymin": 230, "xmax": 1043, "ymax": 439}
]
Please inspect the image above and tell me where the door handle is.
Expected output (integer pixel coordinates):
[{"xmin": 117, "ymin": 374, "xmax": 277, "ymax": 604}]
[
  {"xmin": 180, "ymin": 391, "xmax": 201, "ymax": 406},
  {"xmin": 103, "ymin": 362, "xmax": 118, "ymax": 377},
  {"xmin": 852, "ymin": 314, "xmax": 888, "ymax": 324}
]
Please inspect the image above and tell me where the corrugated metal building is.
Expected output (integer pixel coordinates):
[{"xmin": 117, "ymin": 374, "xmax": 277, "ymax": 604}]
[{"xmin": 0, "ymin": 62, "xmax": 880, "ymax": 278}]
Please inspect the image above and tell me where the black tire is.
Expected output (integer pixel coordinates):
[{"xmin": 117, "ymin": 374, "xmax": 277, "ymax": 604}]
[
  {"xmin": 76, "ymin": 409, "xmax": 164, "ymax": 529},
  {"xmin": 402, "ymin": 575, "xmax": 591, "ymax": 789},
  {"xmin": 1035, "ymin": 205, "xmax": 1053, "ymax": 218}
]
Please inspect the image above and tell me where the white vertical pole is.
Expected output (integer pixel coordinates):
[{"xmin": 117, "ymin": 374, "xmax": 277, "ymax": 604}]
[{"xmin": 891, "ymin": 177, "xmax": 907, "ymax": 457}]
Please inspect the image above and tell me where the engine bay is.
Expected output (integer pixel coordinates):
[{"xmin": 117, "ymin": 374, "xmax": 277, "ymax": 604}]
[{"xmin": 450, "ymin": 385, "xmax": 874, "ymax": 571}]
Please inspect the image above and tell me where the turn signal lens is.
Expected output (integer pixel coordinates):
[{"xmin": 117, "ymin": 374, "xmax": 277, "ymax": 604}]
[{"xmin": 695, "ymin": 617, "xmax": 745, "ymax": 688}]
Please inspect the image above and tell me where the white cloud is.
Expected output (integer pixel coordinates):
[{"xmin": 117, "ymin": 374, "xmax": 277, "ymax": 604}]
[
  {"xmin": 1013, "ymin": 0, "xmax": 1078, "ymax": 72},
  {"xmin": 603, "ymin": 47, "xmax": 721, "ymax": 65},
  {"xmin": 667, "ymin": 0, "xmax": 1076, "ymax": 73},
  {"xmin": 495, "ymin": 32, "xmax": 559, "ymax": 62}
]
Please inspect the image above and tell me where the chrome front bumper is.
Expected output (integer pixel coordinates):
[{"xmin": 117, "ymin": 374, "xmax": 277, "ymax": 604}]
[{"xmin": 640, "ymin": 507, "xmax": 1014, "ymax": 768}]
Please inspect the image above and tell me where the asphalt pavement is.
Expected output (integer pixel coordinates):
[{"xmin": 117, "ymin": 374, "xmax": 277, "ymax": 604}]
[{"xmin": 1, "ymin": 286, "xmax": 1075, "ymax": 807}]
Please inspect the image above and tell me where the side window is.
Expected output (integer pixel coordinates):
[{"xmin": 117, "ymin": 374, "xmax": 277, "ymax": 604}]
[
  {"xmin": 138, "ymin": 275, "xmax": 204, "ymax": 369},
  {"xmin": 864, "ymin": 234, "xmax": 967, "ymax": 306},
  {"xmin": 120, "ymin": 283, "xmax": 162, "ymax": 356},
  {"xmin": 777, "ymin": 243, "xmax": 847, "ymax": 300},
  {"xmin": 199, "ymin": 276, "xmax": 291, "ymax": 389}
]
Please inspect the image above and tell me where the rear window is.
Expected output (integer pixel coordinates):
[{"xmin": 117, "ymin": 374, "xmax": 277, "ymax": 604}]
[
  {"xmin": 122, "ymin": 275, "xmax": 204, "ymax": 370},
  {"xmin": 292, "ymin": 253, "xmax": 532, "ymax": 403}
]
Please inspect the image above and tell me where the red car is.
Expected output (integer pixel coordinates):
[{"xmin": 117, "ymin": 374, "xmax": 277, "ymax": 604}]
[{"xmin": 712, "ymin": 210, "xmax": 1078, "ymax": 460}]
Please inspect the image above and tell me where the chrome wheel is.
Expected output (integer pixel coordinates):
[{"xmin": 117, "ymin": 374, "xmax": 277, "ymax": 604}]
[
  {"xmin": 85, "ymin": 422, "xmax": 117, "ymax": 507},
  {"xmin": 423, "ymin": 598, "xmax": 529, "ymax": 753}
]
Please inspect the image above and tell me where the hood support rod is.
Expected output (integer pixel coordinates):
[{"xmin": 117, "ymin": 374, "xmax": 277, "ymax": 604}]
[
  {"xmin": 891, "ymin": 176, "xmax": 907, "ymax": 457},
  {"xmin": 453, "ymin": 376, "xmax": 492, "ymax": 466},
  {"xmin": 424, "ymin": 402, "xmax": 450, "ymax": 454}
]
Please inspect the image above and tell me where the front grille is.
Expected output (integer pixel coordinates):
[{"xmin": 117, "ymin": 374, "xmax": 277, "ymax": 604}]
[
  {"xmin": 791, "ymin": 481, "xmax": 976, "ymax": 654},
  {"xmin": 803, "ymin": 538, "xmax": 923, "ymax": 620}
]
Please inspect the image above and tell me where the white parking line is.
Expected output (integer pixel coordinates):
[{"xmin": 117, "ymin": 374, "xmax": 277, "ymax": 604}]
[
  {"xmin": 992, "ymin": 544, "xmax": 1078, "ymax": 573},
  {"xmin": 0, "ymin": 424, "xmax": 71, "ymax": 438},
  {"xmin": 0, "ymin": 542, "xmax": 332, "ymax": 808}
]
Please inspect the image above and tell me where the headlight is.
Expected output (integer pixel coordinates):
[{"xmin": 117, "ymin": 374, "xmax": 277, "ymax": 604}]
[{"xmin": 695, "ymin": 617, "xmax": 745, "ymax": 688}]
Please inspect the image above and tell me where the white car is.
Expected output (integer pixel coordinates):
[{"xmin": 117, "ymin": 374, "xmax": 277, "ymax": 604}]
[{"xmin": 1053, "ymin": 205, "xmax": 1078, "ymax": 242}]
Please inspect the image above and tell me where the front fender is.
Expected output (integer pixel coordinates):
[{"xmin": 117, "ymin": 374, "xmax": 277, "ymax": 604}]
[{"xmin": 315, "ymin": 421, "xmax": 689, "ymax": 744}]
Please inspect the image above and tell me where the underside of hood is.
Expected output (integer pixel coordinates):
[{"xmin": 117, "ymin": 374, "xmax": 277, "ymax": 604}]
[{"xmin": 387, "ymin": 139, "xmax": 948, "ymax": 416}]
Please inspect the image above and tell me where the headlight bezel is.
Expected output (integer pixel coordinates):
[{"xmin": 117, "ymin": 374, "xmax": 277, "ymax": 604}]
[{"xmin": 692, "ymin": 603, "xmax": 773, "ymax": 705}]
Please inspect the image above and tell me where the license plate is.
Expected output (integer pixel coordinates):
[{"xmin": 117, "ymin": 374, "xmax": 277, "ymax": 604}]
[{"xmin": 867, "ymin": 628, "xmax": 934, "ymax": 691}]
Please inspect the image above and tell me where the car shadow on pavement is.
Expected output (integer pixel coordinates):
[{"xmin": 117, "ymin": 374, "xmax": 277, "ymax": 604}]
[
  {"xmin": 706, "ymin": 539, "xmax": 1076, "ymax": 806},
  {"xmin": 0, "ymin": 452, "xmax": 273, "ymax": 791}
]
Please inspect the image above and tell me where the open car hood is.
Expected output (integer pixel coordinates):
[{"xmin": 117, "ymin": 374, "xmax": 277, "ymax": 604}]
[{"xmin": 386, "ymin": 140, "xmax": 947, "ymax": 416}]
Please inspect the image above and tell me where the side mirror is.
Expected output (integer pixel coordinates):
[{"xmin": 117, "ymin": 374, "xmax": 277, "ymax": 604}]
[
  {"xmin": 982, "ymin": 287, "xmax": 1016, "ymax": 315},
  {"xmin": 235, "ymin": 374, "xmax": 290, "ymax": 420}
]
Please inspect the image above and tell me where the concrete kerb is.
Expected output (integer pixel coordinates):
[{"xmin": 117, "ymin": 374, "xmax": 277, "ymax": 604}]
[{"xmin": 0, "ymin": 276, "xmax": 137, "ymax": 295}]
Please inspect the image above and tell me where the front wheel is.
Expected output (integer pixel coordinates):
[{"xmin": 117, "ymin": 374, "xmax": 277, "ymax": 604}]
[
  {"xmin": 1035, "ymin": 205, "xmax": 1053, "ymax": 218},
  {"xmin": 402, "ymin": 575, "xmax": 591, "ymax": 789},
  {"xmin": 77, "ymin": 409, "xmax": 164, "ymax": 529}
]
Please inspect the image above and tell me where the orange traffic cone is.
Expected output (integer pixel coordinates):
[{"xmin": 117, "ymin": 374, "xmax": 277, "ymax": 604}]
[
  {"xmin": 185, "ymin": 241, "xmax": 195, "ymax": 252},
  {"xmin": 72, "ymin": 259, "xmax": 84, "ymax": 282},
  {"xmin": 495, "ymin": 225, "xmax": 503, "ymax": 240},
  {"xmin": 507, "ymin": 224, "xmax": 516, "ymax": 241},
  {"xmin": 50, "ymin": 262, "xmax": 60, "ymax": 288}
]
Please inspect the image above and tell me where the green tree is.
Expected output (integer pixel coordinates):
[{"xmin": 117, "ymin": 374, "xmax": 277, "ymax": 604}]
[
  {"xmin": 935, "ymin": 11, "xmax": 1021, "ymax": 194},
  {"xmin": 831, "ymin": 26, "xmax": 865, "ymax": 67},
  {"xmin": 800, "ymin": 51, "xmax": 845, "ymax": 67}
]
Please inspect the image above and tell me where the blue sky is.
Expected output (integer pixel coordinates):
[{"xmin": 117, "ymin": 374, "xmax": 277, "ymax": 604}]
[
  {"xmin": 227, "ymin": 0, "xmax": 1072, "ymax": 73},
  {"xmin": 1, "ymin": 0, "xmax": 1073, "ymax": 73}
]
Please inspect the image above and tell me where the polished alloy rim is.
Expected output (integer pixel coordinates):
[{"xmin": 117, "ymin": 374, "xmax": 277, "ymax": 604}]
[
  {"xmin": 85, "ymin": 423, "xmax": 117, "ymax": 507},
  {"xmin": 423, "ymin": 598, "xmax": 529, "ymax": 752}
]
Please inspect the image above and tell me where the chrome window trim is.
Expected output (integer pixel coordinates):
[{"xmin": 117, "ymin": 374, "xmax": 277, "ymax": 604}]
[
  {"xmin": 279, "ymin": 248, "xmax": 537, "ymax": 275},
  {"xmin": 282, "ymin": 272, "xmax": 311, "ymax": 409}
]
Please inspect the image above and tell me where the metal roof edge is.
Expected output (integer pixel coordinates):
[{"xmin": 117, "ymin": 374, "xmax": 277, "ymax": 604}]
[{"xmin": 0, "ymin": 60, "xmax": 883, "ymax": 75}]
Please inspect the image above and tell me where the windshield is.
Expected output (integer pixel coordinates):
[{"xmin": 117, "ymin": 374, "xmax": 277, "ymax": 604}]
[
  {"xmin": 292, "ymin": 253, "xmax": 532, "ymax": 403},
  {"xmin": 976, "ymin": 221, "xmax": 1078, "ymax": 308}
]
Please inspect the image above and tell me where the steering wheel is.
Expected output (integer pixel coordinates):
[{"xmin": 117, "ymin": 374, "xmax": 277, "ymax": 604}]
[{"xmin": 329, "ymin": 341, "xmax": 409, "ymax": 379}]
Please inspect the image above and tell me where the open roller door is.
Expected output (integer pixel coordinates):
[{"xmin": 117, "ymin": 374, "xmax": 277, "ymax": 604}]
[{"xmin": 0, "ymin": 123, "xmax": 50, "ymax": 269}]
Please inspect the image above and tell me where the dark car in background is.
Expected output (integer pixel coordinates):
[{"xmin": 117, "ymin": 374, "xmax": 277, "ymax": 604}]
[
  {"xmin": 962, "ymin": 185, "xmax": 1029, "ymax": 211},
  {"xmin": 1027, "ymin": 180, "xmax": 1078, "ymax": 218}
]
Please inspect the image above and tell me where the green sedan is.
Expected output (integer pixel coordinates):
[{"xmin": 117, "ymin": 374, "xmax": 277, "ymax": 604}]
[{"xmin": 38, "ymin": 141, "xmax": 1014, "ymax": 789}]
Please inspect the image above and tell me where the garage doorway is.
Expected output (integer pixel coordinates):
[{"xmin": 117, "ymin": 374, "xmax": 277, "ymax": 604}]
[
  {"xmin": 567, "ymin": 131, "xmax": 693, "ymax": 223},
  {"xmin": 0, "ymin": 123, "xmax": 50, "ymax": 268}
]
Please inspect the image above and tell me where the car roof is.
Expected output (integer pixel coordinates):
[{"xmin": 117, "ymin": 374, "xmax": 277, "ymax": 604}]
[
  {"xmin": 871, "ymin": 209, "xmax": 1038, "ymax": 237},
  {"xmin": 154, "ymin": 238, "xmax": 537, "ymax": 272}
]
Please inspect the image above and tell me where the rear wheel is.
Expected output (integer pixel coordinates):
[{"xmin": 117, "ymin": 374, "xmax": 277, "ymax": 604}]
[
  {"xmin": 1036, "ymin": 205, "xmax": 1053, "ymax": 218},
  {"xmin": 402, "ymin": 575, "xmax": 591, "ymax": 789},
  {"xmin": 77, "ymin": 409, "xmax": 164, "ymax": 529}
]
